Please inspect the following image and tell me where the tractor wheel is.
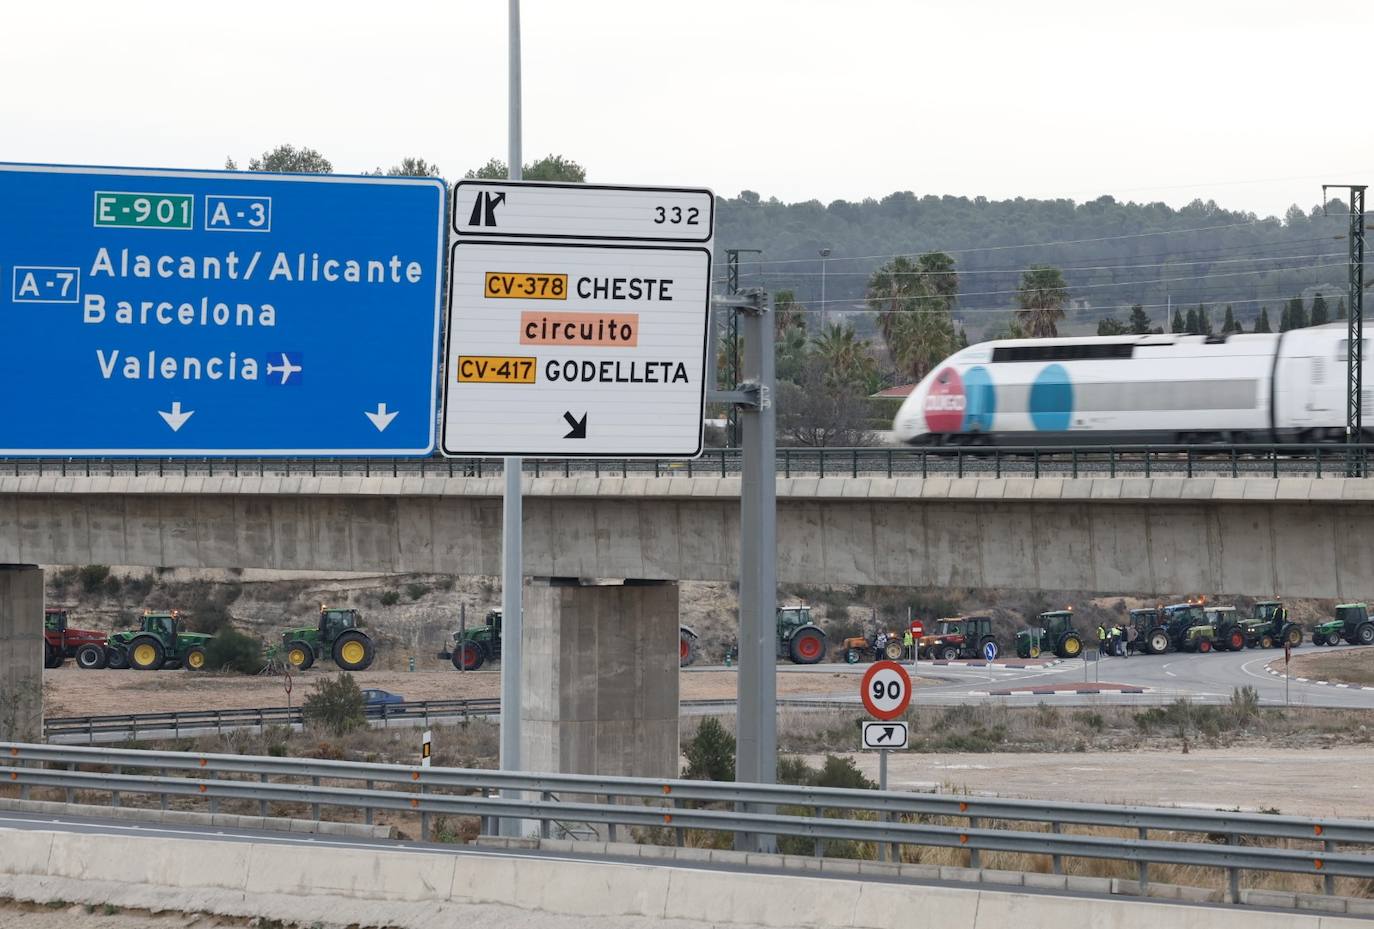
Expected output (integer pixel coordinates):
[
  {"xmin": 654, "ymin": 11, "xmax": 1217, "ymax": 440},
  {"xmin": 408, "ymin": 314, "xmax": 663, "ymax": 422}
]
[
  {"xmin": 75, "ymin": 644, "xmax": 108, "ymax": 670},
  {"xmin": 286, "ymin": 640, "xmax": 315, "ymax": 671},
  {"xmin": 1228, "ymin": 629, "xmax": 1246, "ymax": 651},
  {"xmin": 43, "ymin": 641, "xmax": 63, "ymax": 669},
  {"xmin": 844, "ymin": 648, "xmax": 860, "ymax": 664},
  {"xmin": 129, "ymin": 636, "xmax": 165, "ymax": 671},
  {"xmin": 679, "ymin": 630, "xmax": 697, "ymax": 668},
  {"xmin": 105, "ymin": 647, "xmax": 129, "ymax": 670},
  {"xmin": 1198, "ymin": 639, "xmax": 1212, "ymax": 653},
  {"xmin": 1259, "ymin": 634, "xmax": 1275, "ymax": 649},
  {"xmin": 884, "ymin": 641, "xmax": 905, "ymax": 661},
  {"xmin": 1029, "ymin": 644, "xmax": 1042, "ymax": 659},
  {"xmin": 333, "ymin": 631, "xmax": 375, "ymax": 671},
  {"xmin": 454, "ymin": 642, "xmax": 485, "ymax": 671},
  {"xmin": 1148, "ymin": 631, "xmax": 1170, "ymax": 655},
  {"xmin": 1058, "ymin": 634, "xmax": 1083, "ymax": 659},
  {"xmin": 788, "ymin": 629, "xmax": 826, "ymax": 665},
  {"xmin": 184, "ymin": 647, "xmax": 208, "ymax": 671},
  {"xmin": 1358, "ymin": 624, "xmax": 1374, "ymax": 646},
  {"xmin": 939, "ymin": 645, "xmax": 959, "ymax": 661},
  {"xmin": 1285, "ymin": 626, "xmax": 1303, "ymax": 648}
]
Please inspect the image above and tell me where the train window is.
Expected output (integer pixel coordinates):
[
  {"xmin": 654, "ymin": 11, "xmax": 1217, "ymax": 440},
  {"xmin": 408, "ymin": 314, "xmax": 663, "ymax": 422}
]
[
  {"xmin": 991, "ymin": 344, "xmax": 1134, "ymax": 363},
  {"xmin": 1337, "ymin": 339, "xmax": 1370, "ymax": 362}
]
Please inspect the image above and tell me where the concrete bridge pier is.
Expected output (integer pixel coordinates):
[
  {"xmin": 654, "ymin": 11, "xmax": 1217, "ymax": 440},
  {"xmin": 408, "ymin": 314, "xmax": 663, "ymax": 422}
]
[
  {"xmin": 0, "ymin": 565, "xmax": 43, "ymax": 742},
  {"xmin": 520, "ymin": 578, "xmax": 678, "ymax": 780}
]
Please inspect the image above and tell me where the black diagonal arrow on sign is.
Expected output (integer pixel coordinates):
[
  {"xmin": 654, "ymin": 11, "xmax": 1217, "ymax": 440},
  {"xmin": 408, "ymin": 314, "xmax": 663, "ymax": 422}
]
[
  {"xmin": 563, "ymin": 411, "xmax": 587, "ymax": 439},
  {"xmin": 875, "ymin": 726, "xmax": 896, "ymax": 744}
]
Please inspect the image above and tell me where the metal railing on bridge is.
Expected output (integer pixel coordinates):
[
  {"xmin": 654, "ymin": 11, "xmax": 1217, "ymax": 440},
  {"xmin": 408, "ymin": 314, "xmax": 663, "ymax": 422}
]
[
  {"xmin": 1, "ymin": 443, "xmax": 1372, "ymax": 480},
  {"xmin": 2, "ymin": 741, "xmax": 1371, "ymax": 902}
]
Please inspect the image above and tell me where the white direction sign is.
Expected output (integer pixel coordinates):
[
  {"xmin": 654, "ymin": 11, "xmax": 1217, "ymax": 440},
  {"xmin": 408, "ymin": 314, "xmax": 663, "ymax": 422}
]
[
  {"xmin": 861, "ymin": 720, "xmax": 909, "ymax": 750},
  {"xmin": 442, "ymin": 181, "xmax": 714, "ymax": 458}
]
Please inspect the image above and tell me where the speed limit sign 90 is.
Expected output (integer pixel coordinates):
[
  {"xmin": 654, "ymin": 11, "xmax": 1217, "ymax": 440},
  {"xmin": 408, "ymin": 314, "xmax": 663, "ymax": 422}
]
[{"xmin": 861, "ymin": 660, "xmax": 912, "ymax": 720}]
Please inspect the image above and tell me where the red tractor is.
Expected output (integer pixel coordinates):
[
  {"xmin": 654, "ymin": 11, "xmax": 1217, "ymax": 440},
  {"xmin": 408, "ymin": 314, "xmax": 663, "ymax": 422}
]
[
  {"xmin": 43, "ymin": 608, "xmax": 110, "ymax": 669},
  {"xmin": 919, "ymin": 616, "xmax": 1000, "ymax": 661}
]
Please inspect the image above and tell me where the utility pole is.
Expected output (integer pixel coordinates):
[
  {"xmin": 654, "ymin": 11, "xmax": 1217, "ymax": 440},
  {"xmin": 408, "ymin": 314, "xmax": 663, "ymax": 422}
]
[
  {"xmin": 722, "ymin": 249, "xmax": 761, "ymax": 447},
  {"xmin": 819, "ymin": 247, "xmax": 832, "ymax": 330},
  {"xmin": 1323, "ymin": 184, "xmax": 1367, "ymax": 474}
]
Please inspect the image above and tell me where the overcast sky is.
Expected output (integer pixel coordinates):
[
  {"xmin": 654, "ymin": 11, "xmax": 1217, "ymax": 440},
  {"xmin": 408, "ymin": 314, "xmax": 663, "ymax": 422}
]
[{"xmin": 5, "ymin": 0, "xmax": 1370, "ymax": 219}]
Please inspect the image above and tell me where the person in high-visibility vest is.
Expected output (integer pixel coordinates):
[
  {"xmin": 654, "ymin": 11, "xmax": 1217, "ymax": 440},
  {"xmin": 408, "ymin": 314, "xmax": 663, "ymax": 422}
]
[
  {"xmin": 902, "ymin": 628, "xmax": 915, "ymax": 661},
  {"xmin": 1096, "ymin": 623, "xmax": 1109, "ymax": 657}
]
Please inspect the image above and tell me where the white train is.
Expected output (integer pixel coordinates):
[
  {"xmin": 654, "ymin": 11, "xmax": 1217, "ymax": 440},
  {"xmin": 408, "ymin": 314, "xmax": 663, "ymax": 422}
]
[{"xmin": 892, "ymin": 323, "xmax": 1369, "ymax": 446}]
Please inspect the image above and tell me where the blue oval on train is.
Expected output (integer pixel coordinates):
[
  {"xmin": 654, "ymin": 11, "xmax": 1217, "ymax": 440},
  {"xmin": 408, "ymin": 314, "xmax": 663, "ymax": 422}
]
[
  {"xmin": 1030, "ymin": 364, "xmax": 1073, "ymax": 431},
  {"xmin": 962, "ymin": 365, "xmax": 996, "ymax": 432}
]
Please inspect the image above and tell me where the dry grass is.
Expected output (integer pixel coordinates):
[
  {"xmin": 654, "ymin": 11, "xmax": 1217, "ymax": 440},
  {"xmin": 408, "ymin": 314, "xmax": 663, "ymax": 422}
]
[{"xmin": 1284, "ymin": 648, "xmax": 1374, "ymax": 687}]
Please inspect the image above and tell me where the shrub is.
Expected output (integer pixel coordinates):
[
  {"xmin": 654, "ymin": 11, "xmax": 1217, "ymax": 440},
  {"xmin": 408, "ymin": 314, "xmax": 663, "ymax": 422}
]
[
  {"xmin": 1231, "ymin": 685, "xmax": 1260, "ymax": 720},
  {"xmin": 303, "ymin": 673, "xmax": 366, "ymax": 736},
  {"xmin": 203, "ymin": 627, "xmax": 264, "ymax": 674},
  {"xmin": 682, "ymin": 717, "xmax": 735, "ymax": 781},
  {"xmin": 815, "ymin": 755, "xmax": 874, "ymax": 790},
  {"xmin": 379, "ymin": 590, "xmax": 401, "ymax": 607},
  {"xmin": 185, "ymin": 600, "xmax": 234, "ymax": 635},
  {"xmin": 79, "ymin": 564, "xmax": 111, "ymax": 593},
  {"xmin": 406, "ymin": 582, "xmax": 429, "ymax": 601}
]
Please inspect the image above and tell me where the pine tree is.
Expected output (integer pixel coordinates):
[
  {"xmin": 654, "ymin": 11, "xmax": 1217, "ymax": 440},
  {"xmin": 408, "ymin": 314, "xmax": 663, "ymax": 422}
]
[
  {"xmin": 1222, "ymin": 305, "xmax": 1238, "ymax": 334},
  {"xmin": 1171, "ymin": 308, "xmax": 1186, "ymax": 333},
  {"xmin": 1279, "ymin": 303, "xmax": 1292, "ymax": 332},
  {"xmin": 1185, "ymin": 308, "xmax": 1199, "ymax": 334},
  {"xmin": 1197, "ymin": 304, "xmax": 1213, "ymax": 336},
  {"xmin": 957, "ymin": 327, "xmax": 970, "ymax": 349},
  {"xmin": 1128, "ymin": 304, "xmax": 1151, "ymax": 334},
  {"xmin": 1288, "ymin": 296, "xmax": 1308, "ymax": 329},
  {"xmin": 1255, "ymin": 307, "xmax": 1273, "ymax": 333},
  {"xmin": 1097, "ymin": 317, "xmax": 1129, "ymax": 336},
  {"xmin": 1338, "ymin": 297, "xmax": 1348, "ymax": 320},
  {"xmin": 1311, "ymin": 292, "xmax": 1329, "ymax": 326}
]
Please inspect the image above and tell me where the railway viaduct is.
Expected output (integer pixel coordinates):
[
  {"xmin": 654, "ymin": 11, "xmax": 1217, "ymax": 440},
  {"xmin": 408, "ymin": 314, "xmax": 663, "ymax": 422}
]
[{"xmin": 3, "ymin": 472, "xmax": 1372, "ymax": 751}]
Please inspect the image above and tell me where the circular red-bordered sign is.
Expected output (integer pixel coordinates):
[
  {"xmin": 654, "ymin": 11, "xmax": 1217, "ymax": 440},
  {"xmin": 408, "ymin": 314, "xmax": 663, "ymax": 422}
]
[
  {"xmin": 910, "ymin": 620, "xmax": 925, "ymax": 637},
  {"xmin": 861, "ymin": 660, "xmax": 912, "ymax": 720}
]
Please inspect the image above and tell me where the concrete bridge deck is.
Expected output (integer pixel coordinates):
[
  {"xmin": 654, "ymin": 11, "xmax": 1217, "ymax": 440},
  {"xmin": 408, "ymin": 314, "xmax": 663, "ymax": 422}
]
[{"xmin": 1, "ymin": 474, "xmax": 1370, "ymax": 597}]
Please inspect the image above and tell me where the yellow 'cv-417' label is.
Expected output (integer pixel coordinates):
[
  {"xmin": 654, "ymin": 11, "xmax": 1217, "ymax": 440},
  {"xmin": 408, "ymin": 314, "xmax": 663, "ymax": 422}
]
[{"xmin": 456, "ymin": 356, "xmax": 537, "ymax": 384}]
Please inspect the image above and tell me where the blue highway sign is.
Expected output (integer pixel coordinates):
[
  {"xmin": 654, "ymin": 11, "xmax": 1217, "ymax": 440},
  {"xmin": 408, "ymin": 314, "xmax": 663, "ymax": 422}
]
[{"xmin": 0, "ymin": 164, "xmax": 446, "ymax": 456}]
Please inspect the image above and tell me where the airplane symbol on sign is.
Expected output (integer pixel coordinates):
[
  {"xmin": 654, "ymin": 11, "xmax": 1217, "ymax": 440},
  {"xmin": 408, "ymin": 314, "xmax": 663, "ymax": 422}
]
[{"xmin": 265, "ymin": 352, "xmax": 303, "ymax": 386}]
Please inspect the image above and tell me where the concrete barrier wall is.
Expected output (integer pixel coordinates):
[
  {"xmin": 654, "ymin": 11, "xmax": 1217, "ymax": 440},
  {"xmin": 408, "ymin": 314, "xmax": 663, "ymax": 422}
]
[
  {"xmin": 0, "ymin": 475, "xmax": 1368, "ymax": 597},
  {"xmin": 0, "ymin": 827, "xmax": 1367, "ymax": 929}
]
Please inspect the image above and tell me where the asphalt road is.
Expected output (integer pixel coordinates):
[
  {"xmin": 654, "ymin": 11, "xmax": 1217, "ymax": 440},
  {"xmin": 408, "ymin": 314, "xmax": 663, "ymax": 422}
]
[{"xmin": 692, "ymin": 644, "xmax": 1374, "ymax": 709}]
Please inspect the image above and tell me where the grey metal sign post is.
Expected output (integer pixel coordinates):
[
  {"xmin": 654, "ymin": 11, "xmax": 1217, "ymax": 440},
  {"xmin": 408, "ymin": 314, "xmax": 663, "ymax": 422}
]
[{"xmin": 499, "ymin": 0, "xmax": 525, "ymax": 837}]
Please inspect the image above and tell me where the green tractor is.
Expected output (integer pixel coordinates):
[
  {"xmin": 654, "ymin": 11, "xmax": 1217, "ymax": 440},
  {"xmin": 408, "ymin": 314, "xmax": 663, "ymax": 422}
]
[
  {"xmin": 1015, "ymin": 610, "xmax": 1083, "ymax": 659},
  {"xmin": 1126, "ymin": 608, "xmax": 1169, "ymax": 655},
  {"xmin": 438, "ymin": 609, "xmax": 503, "ymax": 671},
  {"xmin": 106, "ymin": 610, "xmax": 213, "ymax": 671},
  {"xmin": 1240, "ymin": 599, "xmax": 1303, "ymax": 649},
  {"xmin": 777, "ymin": 604, "xmax": 827, "ymax": 664},
  {"xmin": 1312, "ymin": 603, "xmax": 1374, "ymax": 647},
  {"xmin": 437, "ymin": 610, "xmax": 702, "ymax": 671},
  {"xmin": 1183, "ymin": 606, "xmax": 1246, "ymax": 653},
  {"xmin": 282, "ymin": 606, "xmax": 376, "ymax": 671}
]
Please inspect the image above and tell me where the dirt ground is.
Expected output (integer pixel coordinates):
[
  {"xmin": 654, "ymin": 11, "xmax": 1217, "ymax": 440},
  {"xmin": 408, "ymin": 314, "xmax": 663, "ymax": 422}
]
[
  {"xmin": 811, "ymin": 745, "xmax": 1374, "ymax": 818},
  {"xmin": 43, "ymin": 666, "xmax": 888, "ymax": 717},
  {"xmin": 1279, "ymin": 647, "xmax": 1374, "ymax": 687},
  {"xmin": 0, "ymin": 904, "xmax": 232, "ymax": 929}
]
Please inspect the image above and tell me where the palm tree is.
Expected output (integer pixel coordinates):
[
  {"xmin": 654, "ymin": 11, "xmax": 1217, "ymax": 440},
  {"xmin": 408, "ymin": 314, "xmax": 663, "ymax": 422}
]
[
  {"xmin": 866, "ymin": 254, "xmax": 958, "ymax": 382},
  {"xmin": 1014, "ymin": 266, "xmax": 1069, "ymax": 338}
]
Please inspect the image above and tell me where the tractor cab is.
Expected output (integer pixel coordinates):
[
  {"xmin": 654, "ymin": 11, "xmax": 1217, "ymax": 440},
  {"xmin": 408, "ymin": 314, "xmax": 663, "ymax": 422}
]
[
  {"xmin": 485, "ymin": 609, "xmax": 502, "ymax": 631},
  {"xmin": 143, "ymin": 611, "xmax": 179, "ymax": 640},
  {"xmin": 44, "ymin": 608, "xmax": 69, "ymax": 633},
  {"xmin": 1161, "ymin": 602, "xmax": 1207, "ymax": 648},
  {"xmin": 1336, "ymin": 603, "xmax": 1369, "ymax": 626},
  {"xmin": 319, "ymin": 607, "xmax": 361, "ymax": 638},
  {"xmin": 1251, "ymin": 600, "xmax": 1284, "ymax": 624}
]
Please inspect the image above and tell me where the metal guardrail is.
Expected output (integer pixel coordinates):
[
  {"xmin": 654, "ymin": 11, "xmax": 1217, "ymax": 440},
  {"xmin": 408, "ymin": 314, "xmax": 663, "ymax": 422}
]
[
  {"xmin": 1, "ymin": 443, "xmax": 1372, "ymax": 480},
  {"xmin": 41, "ymin": 697, "xmax": 846, "ymax": 742},
  {"xmin": 42, "ymin": 697, "xmax": 503, "ymax": 740},
  {"xmin": 2, "ymin": 741, "xmax": 1370, "ymax": 900}
]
